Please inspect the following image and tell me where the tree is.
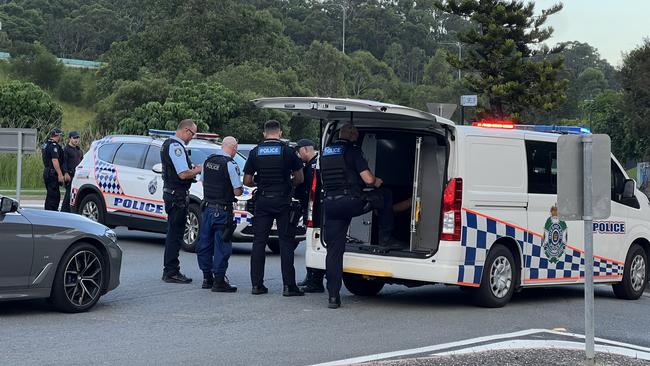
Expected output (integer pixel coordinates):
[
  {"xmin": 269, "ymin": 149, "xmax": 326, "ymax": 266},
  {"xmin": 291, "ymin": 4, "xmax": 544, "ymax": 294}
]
[
  {"xmin": 345, "ymin": 50, "xmax": 399, "ymax": 100},
  {"xmin": 436, "ymin": 0, "xmax": 568, "ymax": 120},
  {"xmin": 621, "ymin": 39, "xmax": 650, "ymax": 160},
  {"xmin": 0, "ymin": 81, "xmax": 63, "ymax": 140},
  {"xmin": 9, "ymin": 42, "xmax": 64, "ymax": 89},
  {"xmin": 302, "ymin": 41, "xmax": 347, "ymax": 97},
  {"xmin": 422, "ymin": 49, "xmax": 454, "ymax": 87},
  {"xmin": 585, "ymin": 90, "xmax": 633, "ymax": 161}
]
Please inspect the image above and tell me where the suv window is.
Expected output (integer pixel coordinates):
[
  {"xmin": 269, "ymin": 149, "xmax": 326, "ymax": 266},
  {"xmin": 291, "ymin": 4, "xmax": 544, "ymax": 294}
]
[
  {"xmin": 526, "ymin": 140, "xmax": 557, "ymax": 194},
  {"xmin": 611, "ymin": 159, "xmax": 626, "ymax": 202},
  {"xmin": 144, "ymin": 145, "xmax": 161, "ymax": 170},
  {"xmin": 97, "ymin": 143, "xmax": 119, "ymax": 163},
  {"xmin": 113, "ymin": 143, "xmax": 148, "ymax": 169}
]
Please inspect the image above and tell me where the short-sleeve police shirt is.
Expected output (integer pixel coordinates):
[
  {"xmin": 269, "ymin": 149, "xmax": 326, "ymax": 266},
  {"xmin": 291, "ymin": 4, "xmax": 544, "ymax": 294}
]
[
  {"xmin": 201, "ymin": 150, "xmax": 242, "ymax": 189},
  {"xmin": 243, "ymin": 140, "xmax": 303, "ymax": 176},
  {"xmin": 168, "ymin": 136, "xmax": 190, "ymax": 174},
  {"xmin": 43, "ymin": 139, "xmax": 62, "ymax": 169}
]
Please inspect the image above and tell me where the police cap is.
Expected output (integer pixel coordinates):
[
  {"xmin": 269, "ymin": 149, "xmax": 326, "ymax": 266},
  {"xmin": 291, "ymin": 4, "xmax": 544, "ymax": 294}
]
[{"xmin": 49, "ymin": 128, "xmax": 63, "ymax": 137}]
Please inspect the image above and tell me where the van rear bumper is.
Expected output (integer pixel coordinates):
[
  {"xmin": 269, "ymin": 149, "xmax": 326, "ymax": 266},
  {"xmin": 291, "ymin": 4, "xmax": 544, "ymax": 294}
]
[{"xmin": 305, "ymin": 239, "xmax": 468, "ymax": 286}]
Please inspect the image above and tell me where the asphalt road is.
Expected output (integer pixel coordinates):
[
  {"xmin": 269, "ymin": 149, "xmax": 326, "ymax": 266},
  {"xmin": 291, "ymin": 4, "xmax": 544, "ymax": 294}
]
[{"xmin": 1, "ymin": 228, "xmax": 649, "ymax": 366}]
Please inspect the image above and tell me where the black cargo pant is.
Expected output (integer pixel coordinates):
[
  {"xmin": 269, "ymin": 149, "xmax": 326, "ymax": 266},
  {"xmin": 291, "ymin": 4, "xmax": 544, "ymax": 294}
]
[
  {"xmin": 250, "ymin": 194, "xmax": 296, "ymax": 287},
  {"xmin": 163, "ymin": 191, "xmax": 189, "ymax": 276},
  {"xmin": 43, "ymin": 170, "xmax": 61, "ymax": 211},
  {"xmin": 61, "ymin": 180, "xmax": 73, "ymax": 213}
]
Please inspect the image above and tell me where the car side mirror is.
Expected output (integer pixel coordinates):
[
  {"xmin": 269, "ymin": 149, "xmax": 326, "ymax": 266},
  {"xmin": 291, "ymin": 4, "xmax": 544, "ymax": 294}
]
[
  {"xmin": 0, "ymin": 196, "xmax": 18, "ymax": 214},
  {"xmin": 623, "ymin": 179, "xmax": 636, "ymax": 199},
  {"xmin": 152, "ymin": 163, "xmax": 163, "ymax": 174}
]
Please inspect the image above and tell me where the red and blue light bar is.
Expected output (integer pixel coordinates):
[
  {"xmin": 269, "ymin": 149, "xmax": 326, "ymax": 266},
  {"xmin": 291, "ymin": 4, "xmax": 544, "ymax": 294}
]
[
  {"xmin": 147, "ymin": 129, "xmax": 221, "ymax": 140},
  {"xmin": 472, "ymin": 120, "xmax": 590, "ymax": 135}
]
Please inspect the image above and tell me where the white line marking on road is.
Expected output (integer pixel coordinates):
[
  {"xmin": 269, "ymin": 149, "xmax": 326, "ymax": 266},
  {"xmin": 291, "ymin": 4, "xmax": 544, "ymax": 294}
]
[
  {"xmin": 310, "ymin": 329, "xmax": 650, "ymax": 366},
  {"xmin": 309, "ymin": 329, "xmax": 546, "ymax": 366},
  {"xmin": 432, "ymin": 339, "xmax": 650, "ymax": 360}
]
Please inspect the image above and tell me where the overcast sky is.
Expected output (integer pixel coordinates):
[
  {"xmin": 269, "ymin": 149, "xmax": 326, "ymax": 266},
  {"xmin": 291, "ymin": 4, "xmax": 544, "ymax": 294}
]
[{"xmin": 532, "ymin": 0, "xmax": 650, "ymax": 67}]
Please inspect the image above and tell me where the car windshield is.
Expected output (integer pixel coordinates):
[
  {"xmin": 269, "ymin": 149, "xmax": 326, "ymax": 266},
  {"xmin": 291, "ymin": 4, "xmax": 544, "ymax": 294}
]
[{"xmin": 188, "ymin": 147, "xmax": 246, "ymax": 174}]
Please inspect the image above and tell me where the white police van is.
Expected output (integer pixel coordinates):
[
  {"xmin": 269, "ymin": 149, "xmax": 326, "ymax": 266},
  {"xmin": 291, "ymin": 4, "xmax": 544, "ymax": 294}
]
[
  {"xmin": 70, "ymin": 131, "xmax": 300, "ymax": 253},
  {"xmin": 253, "ymin": 97, "xmax": 650, "ymax": 307}
]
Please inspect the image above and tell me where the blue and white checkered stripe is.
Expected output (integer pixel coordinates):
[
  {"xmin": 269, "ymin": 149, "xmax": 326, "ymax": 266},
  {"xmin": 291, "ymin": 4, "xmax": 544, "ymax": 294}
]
[
  {"xmin": 94, "ymin": 160, "xmax": 124, "ymax": 194},
  {"xmin": 234, "ymin": 211, "xmax": 252, "ymax": 225},
  {"xmin": 458, "ymin": 209, "xmax": 623, "ymax": 286}
]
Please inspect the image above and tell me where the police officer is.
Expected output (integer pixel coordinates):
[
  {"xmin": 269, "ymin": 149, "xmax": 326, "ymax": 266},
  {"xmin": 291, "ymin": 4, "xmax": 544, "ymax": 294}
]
[
  {"xmin": 320, "ymin": 124, "xmax": 394, "ymax": 309},
  {"xmin": 243, "ymin": 120, "xmax": 304, "ymax": 296},
  {"xmin": 196, "ymin": 136, "xmax": 242, "ymax": 293},
  {"xmin": 160, "ymin": 119, "xmax": 202, "ymax": 284},
  {"xmin": 61, "ymin": 131, "xmax": 83, "ymax": 213},
  {"xmin": 42, "ymin": 128, "xmax": 65, "ymax": 211},
  {"xmin": 294, "ymin": 139, "xmax": 325, "ymax": 293}
]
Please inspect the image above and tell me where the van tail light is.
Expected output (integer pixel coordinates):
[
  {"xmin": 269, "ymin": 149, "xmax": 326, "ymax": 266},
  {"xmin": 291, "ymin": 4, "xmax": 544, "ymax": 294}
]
[
  {"xmin": 440, "ymin": 178, "xmax": 463, "ymax": 241},
  {"xmin": 306, "ymin": 170, "xmax": 318, "ymax": 228}
]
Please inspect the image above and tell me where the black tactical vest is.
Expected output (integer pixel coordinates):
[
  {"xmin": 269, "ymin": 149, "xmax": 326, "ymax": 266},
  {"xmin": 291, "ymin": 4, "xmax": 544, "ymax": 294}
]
[
  {"xmin": 254, "ymin": 140, "xmax": 290, "ymax": 193},
  {"xmin": 202, "ymin": 154, "xmax": 236, "ymax": 204},
  {"xmin": 161, "ymin": 138, "xmax": 193, "ymax": 191},
  {"xmin": 320, "ymin": 140, "xmax": 362, "ymax": 197}
]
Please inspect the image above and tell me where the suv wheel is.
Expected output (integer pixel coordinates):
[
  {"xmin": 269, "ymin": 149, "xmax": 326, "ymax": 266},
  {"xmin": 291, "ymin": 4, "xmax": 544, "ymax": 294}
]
[
  {"xmin": 182, "ymin": 203, "xmax": 201, "ymax": 253},
  {"xmin": 613, "ymin": 244, "xmax": 647, "ymax": 300},
  {"xmin": 50, "ymin": 242, "xmax": 106, "ymax": 313},
  {"xmin": 79, "ymin": 193, "xmax": 106, "ymax": 224}
]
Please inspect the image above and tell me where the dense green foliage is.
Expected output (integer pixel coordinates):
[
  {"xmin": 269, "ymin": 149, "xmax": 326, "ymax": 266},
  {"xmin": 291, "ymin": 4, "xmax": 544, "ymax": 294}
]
[{"xmin": 0, "ymin": 80, "xmax": 63, "ymax": 139}]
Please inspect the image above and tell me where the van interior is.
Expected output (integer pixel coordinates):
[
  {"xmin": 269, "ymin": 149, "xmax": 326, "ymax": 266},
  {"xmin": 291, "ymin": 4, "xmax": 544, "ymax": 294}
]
[{"xmin": 319, "ymin": 122, "xmax": 448, "ymax": 258}]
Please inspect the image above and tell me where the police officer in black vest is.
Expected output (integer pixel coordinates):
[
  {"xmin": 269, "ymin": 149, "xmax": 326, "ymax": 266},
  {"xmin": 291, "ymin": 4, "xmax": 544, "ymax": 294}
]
[
  {"xmin": 321, "ymin": 124, "xmax": 394, "ymax": 308},
  {"xmin": 42, "ymin": 128, "xmax": 65, "ymax": 211},
  {"xmin": 160, "ymin": 119, "xmax": 202, "ymax": 284},
  {"xmin": 196, "ymin": 136, "xmax": 242, "ymax": 292},
  {"xmin": 294, "ymin": 139, "xmax": 325, "ymax": 293},
  {"xmin": 243, "ymin": 120, "xmax": 304, "ymax": 296}
]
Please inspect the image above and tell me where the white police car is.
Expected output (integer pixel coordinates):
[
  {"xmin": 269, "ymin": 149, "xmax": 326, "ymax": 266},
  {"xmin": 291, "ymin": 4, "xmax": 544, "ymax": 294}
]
[{"xmin": 70, "ymin": 130, "xmax": 300, "ymax": 253}]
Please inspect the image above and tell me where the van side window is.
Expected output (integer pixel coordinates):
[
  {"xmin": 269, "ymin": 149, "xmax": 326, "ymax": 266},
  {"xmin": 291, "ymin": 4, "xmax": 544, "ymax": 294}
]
[
  {"xmin": 611, "ymin": 160, "xmax": 626, "ymax": 202},
  {"xmin": 525, "ymin": 140, "xmax": 557, "ymax": 194}
]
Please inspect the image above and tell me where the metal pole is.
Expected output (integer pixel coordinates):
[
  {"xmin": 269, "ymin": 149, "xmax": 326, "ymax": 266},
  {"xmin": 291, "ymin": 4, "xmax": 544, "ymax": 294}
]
[
  {"xmin": 16, "ymin": 131, "xmax": 22, "ymax": 204},
  {"xmin": 583, "ymin": 134, "xmax": 595, "ymax": 362},
  {"xmin": 457, "ymin": 42, "xmax": 462, "ymax": 80},
  {"xmin": 342, "ymin": 6, "xmax": 346, "ymax": 54}
]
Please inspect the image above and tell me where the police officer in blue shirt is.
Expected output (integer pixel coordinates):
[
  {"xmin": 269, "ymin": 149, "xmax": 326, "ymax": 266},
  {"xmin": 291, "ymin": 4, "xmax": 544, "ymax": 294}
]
[
  {"xmin": 197, "ymin": 136, "xmax": 242, "ymax": 292},
  {"xmin": 41, "ymin": 128, "xmax": 65, "ymax": 211},
  {"xmin": 243, "ymin": 120, "xmax": 305, "ymax": 296},
  {"xmin": 160, "ymin": 119, "xmax": 202, "ymax": 284},
  {"xmin": 321, "ymin": 124, "xmax": 394, "ymax": 308}
]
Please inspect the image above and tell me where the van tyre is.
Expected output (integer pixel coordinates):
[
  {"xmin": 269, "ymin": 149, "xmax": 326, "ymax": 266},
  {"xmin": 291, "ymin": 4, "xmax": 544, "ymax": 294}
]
[
  {"xmin": 473, "ymin": 244, "xmax": 516, "ymax": 308},
  {"xmin": 182, "ymin": 203, "xmax": 201, "ymax": 253},
  {"xmin": 50, "ymin": 242, "xmax": 106, "ymax": 313},
  {"xmin": 343, "ymin": 273, "xmax": 384, "ymax": 296},
  {"xmin": 79, "ymin": 193, "xmax": 106, "ymax": 225},
  {"xmin": 612, "ymin": 244, "xmax": 647, "ymax": 300}
]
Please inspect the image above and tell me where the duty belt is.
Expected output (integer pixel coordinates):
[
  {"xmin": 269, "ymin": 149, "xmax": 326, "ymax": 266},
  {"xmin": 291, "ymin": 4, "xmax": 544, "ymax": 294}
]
[
  {"xmin": 163, "ymin": 188, "xmax": 188, "ymax": 196},
  {"xmin": 203, "ymin": 202, "xmax": 233, "ymax": 210}
]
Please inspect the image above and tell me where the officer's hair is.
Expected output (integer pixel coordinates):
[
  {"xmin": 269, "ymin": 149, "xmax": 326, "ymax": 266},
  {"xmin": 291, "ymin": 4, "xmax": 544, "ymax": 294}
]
[
  {"xmin": 264, "ymin": 120, "xmax": 281, "ymax": 133},
  {"xmin": 222, "ymin": 136, "xmax": 237, "ymax": 147},
  {"xmin": 177, "ymin": 119, "xmax": 196, "ymax": 131},
  {"xmin": 339, "ymin": 124, "xmax": 358, "ymax": 139}
]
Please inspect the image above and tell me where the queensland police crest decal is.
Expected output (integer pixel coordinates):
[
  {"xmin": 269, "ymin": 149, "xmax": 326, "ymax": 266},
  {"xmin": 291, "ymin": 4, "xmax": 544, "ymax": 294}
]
[
  {"xmin": 148, "ymin": 178, "xmax": 158, "ymax": 195},
  {"xmin": 542, "ymin": 205, "xmax": 568, "ymax": 263}
]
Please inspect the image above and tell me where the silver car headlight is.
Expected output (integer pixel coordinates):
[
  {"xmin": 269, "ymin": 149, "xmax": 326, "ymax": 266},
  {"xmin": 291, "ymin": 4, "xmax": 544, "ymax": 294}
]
[
  {"xmin": 233, "ymin": 200, "xmax": 247, "ymax": 212},
  {"xmin": 104, "ymin": 228, "xmax": 118, "ymax": 243}
]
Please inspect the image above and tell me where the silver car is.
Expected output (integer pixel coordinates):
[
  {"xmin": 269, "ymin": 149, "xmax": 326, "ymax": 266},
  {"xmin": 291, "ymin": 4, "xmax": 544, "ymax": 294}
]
[{"xmin": 0, "ymin": 195, "xmax": 122, "ymax": 312}]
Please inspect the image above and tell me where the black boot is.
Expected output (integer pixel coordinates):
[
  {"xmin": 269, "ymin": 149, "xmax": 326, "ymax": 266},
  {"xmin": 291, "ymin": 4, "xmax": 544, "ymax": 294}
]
[
  {"xmin": 283, "ymin": 285, "xmax": 305, "ymax": 297},
  {"xmin": 328, "ymin": 294, "xmax": 341, "ymax": 309},
  {"xmin": 212, "ymin": 276, "xmax": 237, "ymax": 293},
  {"xmin": 202, "ymin": 272, "xmax": 214, "ymax": 289},
  {"xmin": 297, "ymin": 271, "xmax": 313, "ymax": 287},
  {"xmin": 300, "ymin": 269, "xmax": 325, "ymax": 293}
]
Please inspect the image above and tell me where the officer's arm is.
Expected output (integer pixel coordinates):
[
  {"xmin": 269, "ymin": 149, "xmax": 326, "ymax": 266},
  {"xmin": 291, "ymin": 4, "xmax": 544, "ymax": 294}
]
[
  {"xmin": 360, "ymin": 170, "xmax": 376, "ymax": 185},
  {"xmin": 291, "ymin": 169, "xmax": 304, "ymax": 187},
  {"xmin": 243, "ymin": 174, "xmax": 255, "ymax": 187},
  {"xmin": 228, "ymin": 161, "xmax": 244, "ymax": 196},
  {"xmin": 52, "ymin": 159, "xmax": 64, "ymax": 178}
]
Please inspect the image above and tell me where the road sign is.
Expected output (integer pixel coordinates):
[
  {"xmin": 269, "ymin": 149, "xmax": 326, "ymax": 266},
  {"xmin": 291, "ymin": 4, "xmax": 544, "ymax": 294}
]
[
  {"xmin": 556, "ymin": 133, "xmax": 611, "ymax": 363},
  {"xmin": 460, "ymin": 95, "xmax": 477, "ymax": 107},
  {"xmin": 557, "ymin": 134, "xmax": 611, "ymax": 220},
  {"xmin": 426, "ymin": 103, "xmax": 457, "ymax": 119},
  {"xmin": 0, "ymin": 128, "xmax": 38, "ymax": 204}
]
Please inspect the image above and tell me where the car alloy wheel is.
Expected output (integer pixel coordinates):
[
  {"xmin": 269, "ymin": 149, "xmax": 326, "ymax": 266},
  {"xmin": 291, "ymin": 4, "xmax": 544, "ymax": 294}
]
[
  {"xmin": 489, "ymin": 256, "xmax": 512, "ymax": 299},
  {"xmin": 81, "ymin": 201, "xmax": 99, "ymax": 222},
  {"xmin": 630, "ymin": 254, "xmax": 646, "ymax": 292},
  {"xmin": 64, "ymin": 250, "xmax": 103, "ymax": 307},
  {"xmin": 184, "ymin": 210, "xmax": 199, "ymax": 246}
]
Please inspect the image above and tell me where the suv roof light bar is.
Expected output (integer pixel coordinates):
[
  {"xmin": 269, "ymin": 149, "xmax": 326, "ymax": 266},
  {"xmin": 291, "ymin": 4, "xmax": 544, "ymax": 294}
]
[{"xmin": 147, "ymin": 129, "xmax": 222, "ymax": 142}]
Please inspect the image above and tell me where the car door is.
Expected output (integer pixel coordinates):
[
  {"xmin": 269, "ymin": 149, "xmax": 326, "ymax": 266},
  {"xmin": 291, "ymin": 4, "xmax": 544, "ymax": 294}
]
[
  {"xmin": 110, "ymin": 143, "xmax": 151, "ymax": 216},
  {"xmin": 0, "ymin": 206, "xmax": 34, "ymax": 288},
  {"xmin": 141, "ymin": 144, "xmax": 166, "ymax": 216}
]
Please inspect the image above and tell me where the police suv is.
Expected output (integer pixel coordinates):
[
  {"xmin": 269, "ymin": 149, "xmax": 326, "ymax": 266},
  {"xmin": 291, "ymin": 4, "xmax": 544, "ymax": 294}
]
[
  {"xmin": 70, "ymin": 130, "xmax": 300, "ymax": 253},
  {"xmin": 253, "ymin": 97, "xmax": 650, "ymax": 307}
]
